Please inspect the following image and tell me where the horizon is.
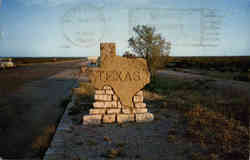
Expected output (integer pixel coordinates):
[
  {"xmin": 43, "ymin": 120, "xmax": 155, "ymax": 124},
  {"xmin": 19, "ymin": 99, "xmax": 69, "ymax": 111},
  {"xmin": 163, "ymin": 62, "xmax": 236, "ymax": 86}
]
[
  {"xmin": 0, "ymin": 0, "xmax": 249, "ymax": 57},
  {"xmin": 1, "ymin": 55, "xmax": 250, "ymax": 58}
]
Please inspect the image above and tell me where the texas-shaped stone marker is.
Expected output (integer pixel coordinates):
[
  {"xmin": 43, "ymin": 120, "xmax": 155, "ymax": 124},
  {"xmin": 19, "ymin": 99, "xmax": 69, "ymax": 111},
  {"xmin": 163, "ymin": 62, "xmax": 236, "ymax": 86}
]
[{"xmin": 89, "ymin": 43, "xmax": 150, "ymax": 108}]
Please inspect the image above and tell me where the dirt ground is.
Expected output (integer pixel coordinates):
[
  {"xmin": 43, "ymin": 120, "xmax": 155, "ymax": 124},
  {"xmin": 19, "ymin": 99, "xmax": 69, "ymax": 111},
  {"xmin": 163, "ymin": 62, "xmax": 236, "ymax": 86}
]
[
  {"xmin": 58, "ymin": 69, "xmax": 249, "ymax": 160},
  {"xmin": 44, "ymin": 73, "xmax": 194, "ymax": 160},
  {"xmin": 0, "ymin": 60, "xmax": 85, "ymax": 158}
]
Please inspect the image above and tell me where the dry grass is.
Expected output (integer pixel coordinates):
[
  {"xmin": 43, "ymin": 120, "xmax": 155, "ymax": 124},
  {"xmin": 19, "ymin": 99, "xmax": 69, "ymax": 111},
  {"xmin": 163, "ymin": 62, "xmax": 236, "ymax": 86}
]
[
  {"xmin": 184, "ymin": 104, "xmax": 249, "ymax": 160},
  {"xmin": 147, "ymin": 76, "xmax": 249, "ymax": 127},
  {"xmin": 145, "ymin": 75, "xmax": 250, "ymax": 160},
  {"xmin": 31, "ymin": 125, "xmax": 56, "ymax": 157},
  {"xmin": 69, "ymin": 83, "xmax": 95, "ymax": 116},
  {"xmin": 73, "ymin": 83, "xmax": 95, "ymax": 104}
]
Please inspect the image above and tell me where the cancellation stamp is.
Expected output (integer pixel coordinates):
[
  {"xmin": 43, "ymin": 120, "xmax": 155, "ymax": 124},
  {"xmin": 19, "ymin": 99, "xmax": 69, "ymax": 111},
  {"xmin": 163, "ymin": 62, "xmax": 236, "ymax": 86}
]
[
  {"xmin": 61, "ymin": 3, "xmax": 106, "ymax": 48},
  {"xmin": 128, "ymin": 8, "xmax": 222, "ymax": 47}
]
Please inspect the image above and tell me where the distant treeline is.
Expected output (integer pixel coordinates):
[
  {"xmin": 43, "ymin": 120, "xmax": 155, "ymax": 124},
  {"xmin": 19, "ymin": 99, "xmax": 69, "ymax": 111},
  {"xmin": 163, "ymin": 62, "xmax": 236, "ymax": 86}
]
[
  {"xmin": 167, "ymin": 56, "xmax": 250, "ymax": 71},
  {"xmin": 0, "ymin": 57, "xmax": 87, "ymax": 65}
]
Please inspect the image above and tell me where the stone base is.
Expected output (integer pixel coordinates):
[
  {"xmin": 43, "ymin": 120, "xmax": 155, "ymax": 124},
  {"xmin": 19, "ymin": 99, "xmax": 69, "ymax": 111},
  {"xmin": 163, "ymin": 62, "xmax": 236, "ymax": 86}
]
[
  {"xmin": 83, "ymin": 115, "xmax": 102, "ymax": 125},
  {"xmin": 117, "ymin": 114, "xmax": 135, "ymax": 123},
  {"xmin": 135, "ymin": 113, "xmax": 154, "ymax": 122},
  {"xmin": 83, "ymin": 88, "xmax": 153, "ymax": 125},
  {"xmin": 103, "ymin": 114, "xmax": 116, "ymax": 123},
  {"xmin": 82, "ymin": 112, "xmax": 154, "ymax": 125}
]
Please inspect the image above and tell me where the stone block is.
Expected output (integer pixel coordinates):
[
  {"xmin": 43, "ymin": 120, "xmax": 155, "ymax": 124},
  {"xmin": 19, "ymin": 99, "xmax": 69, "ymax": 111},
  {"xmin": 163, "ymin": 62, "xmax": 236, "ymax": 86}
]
[
  {"xmin": 94, "ymin": 94, "xmax": 112, "ymax": 101},
  {"xmin": 103, "ymin": 114, "xmax": 116, "ymax": 123},
  {"xmin": 136, "ymin": 91, "xmax": 143, "ymax": 96},
  {"xmin": 93, "ymin": 102, "xmax": 105, "ymax": 108},
  {"xmin": 105, "ymin": 101, "xmax": 117, "ymax": 108},
  {"xmin": 83, "ymin": 115, "xmax": 102, "ymax": 125},
  {"xmin": 117, "ymin": 114, "xmax": 135, "ymax": 123},
  {"xmin": 135, "ymin": 102, "xmax": 146, "ymax": 108},
  {"xmin": 113, "ymin": 95, "xmax": 118, "ymax": 101},
  {"xmin": 107, "ymin": 108, "xmax": 121, "ymax": 114},
  {"xmin": 122, "ymin": 108, "xmax": 135, "ymax": 114},
  {"xmin": 106, "ymin": 89, "xmax": 114, "ymax": 95},
  {"xmin": 103, "ymin": 86, "xmax": 112, "ymax": 90},
  {"xmin": 135, "ymin": 108, "xmax": 148, "ymax": 113},
  {"xmin": 117, "ymin": 101, "xmax": 122, "ymax": 108},
  {"xmin": 100, "ymin": 43, "xmax": 116, "ymax": 62},
  {"xmin": 135, "ymin": 113, "xmax": 154, "ymax": 123},
  {"xmin": 95, "ymin": 90, "xmax": 105, "ymax": 95},
  {"xmin": 72, "ymin": 88, "xmax": 87, "ymax": 95},
  {"xmin": 133, "ymin": 95, "xmax": 143, "ymax": 102},
  {"xmin": 89, "ymin": 109, "xmax": 106, "ymax": 115}
]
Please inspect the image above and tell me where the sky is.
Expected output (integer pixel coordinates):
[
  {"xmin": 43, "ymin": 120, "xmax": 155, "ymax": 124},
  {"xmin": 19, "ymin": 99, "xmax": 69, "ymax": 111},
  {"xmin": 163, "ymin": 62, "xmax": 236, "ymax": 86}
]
[{"xmin": 0, "ymin": 0, "xmax": 249, "ymax": 57}]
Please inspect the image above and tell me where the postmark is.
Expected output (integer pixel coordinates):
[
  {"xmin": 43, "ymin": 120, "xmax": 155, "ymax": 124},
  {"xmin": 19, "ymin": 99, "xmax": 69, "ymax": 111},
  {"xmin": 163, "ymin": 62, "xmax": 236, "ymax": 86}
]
[
  {"xmin": 61, "ymin": 3, "xmax": 106, "ymax": 48},
  {"xmin": 128, "ymin": 8, "xmax": 222, "ymax": 47}
]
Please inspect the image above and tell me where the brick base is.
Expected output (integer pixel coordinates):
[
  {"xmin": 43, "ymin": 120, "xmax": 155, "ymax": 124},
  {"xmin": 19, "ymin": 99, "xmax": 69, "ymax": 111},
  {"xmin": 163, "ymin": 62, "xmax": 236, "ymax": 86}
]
[{"xmin": 83, "ymin": 86, "xmax": 154, "ymax": 125}]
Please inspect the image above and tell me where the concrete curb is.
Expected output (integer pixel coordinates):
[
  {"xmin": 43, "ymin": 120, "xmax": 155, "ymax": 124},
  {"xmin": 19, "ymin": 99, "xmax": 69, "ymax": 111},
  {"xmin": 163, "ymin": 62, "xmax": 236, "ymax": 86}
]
[{"xmin": 43, "ymin": 94, "xmax": 76, "ymax": 160}]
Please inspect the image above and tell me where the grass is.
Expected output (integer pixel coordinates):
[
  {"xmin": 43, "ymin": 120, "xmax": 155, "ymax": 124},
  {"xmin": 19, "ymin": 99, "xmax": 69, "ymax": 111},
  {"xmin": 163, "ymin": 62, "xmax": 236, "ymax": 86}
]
[
  {"xmin": 86, "ymin": 139, "xmax": 98, "ymax": 146},
  {"xmin": 11, "ymin": 57, "xmax": 85, "ymax": 65},
  {"xmin": 60, "ymin": 96, "xmax": 71, "ymax": 108},
  {"xmin": 31, "ymin": 125, "xmax": 56, "ymax": 158},
  {"xmin": 146, "ymin": 75, "xmax": 249, "ymax": 126},
  {"xmin": 145, "ymin": 75, "xmax": 249, "ymax": 160},
  {"xmin": 184, "ymin": 105, "xmax": 249, "ymax": 160},
  {"xmin": 68, "ymin": 83, "xmax": 95, "ymax": 116},
  {"xmin": 167, "ymin": 56, "xmax": 250, "ymax": 71},
  {"xmin": 166, "ymin": 56, "xmax": 250, "ymax": 82},
  {"xmin": 145, "ymin": 75, "xmax": 192, "ymax": 95},
  {"xmin": 171, "ymin": 68, "xmax": 250, "ymax": 82}
]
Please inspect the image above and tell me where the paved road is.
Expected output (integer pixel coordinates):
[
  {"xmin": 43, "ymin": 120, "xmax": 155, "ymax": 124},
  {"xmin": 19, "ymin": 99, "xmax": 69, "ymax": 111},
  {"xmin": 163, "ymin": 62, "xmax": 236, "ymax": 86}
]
[{"xmin": 0, "ymin": 60, "xmax": 87, "ymax": 158}]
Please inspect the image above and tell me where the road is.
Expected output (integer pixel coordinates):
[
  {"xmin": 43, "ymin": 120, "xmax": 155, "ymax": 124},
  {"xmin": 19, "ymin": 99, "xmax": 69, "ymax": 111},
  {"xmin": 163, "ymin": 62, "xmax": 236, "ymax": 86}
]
[{"xmin": 0, "ymin": 60, "xmax": 86, "ymax": 158}]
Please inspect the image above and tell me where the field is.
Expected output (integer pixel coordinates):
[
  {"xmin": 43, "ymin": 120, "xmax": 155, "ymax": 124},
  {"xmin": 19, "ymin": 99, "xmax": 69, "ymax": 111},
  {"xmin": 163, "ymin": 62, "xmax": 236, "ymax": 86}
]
[
  {"xmin": 167, "ymin": 56, "xmax": 250, "ymax": 70},
  {"xmin": 8, "ymin": 57, "xmax": 86, "ymax": 65},
  {"xmin": 145, "ymin": 73, "xmax": 249, "ymax": 160},
  {"xmin": 166, "ymin": 56, "xmax": 250, "ymax": 82},
  {"xmin": 155, "ymin": 57, "xmax": 249, "ymax": 159}
]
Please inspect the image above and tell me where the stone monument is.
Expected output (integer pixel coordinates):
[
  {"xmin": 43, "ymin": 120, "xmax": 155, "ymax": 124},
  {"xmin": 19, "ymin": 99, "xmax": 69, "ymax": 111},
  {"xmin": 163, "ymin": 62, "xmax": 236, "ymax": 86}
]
[{"xmin": 83, "ymin": 43, "xmax": 154, "ymax": 124}]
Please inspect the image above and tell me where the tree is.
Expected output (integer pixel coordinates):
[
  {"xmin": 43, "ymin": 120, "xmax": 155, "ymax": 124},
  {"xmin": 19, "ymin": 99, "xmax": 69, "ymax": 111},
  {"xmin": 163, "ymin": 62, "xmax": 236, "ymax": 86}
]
[{"xmin": 128, "ymin": 25, "xmax": 171, "ymax": 77}]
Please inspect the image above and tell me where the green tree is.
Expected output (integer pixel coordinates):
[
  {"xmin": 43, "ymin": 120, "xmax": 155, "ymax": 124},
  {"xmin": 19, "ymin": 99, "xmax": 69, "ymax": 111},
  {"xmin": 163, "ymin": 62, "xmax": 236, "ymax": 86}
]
[{"xmin": 128, "ymin": 25, "xmax": 171, "ymax": 77}]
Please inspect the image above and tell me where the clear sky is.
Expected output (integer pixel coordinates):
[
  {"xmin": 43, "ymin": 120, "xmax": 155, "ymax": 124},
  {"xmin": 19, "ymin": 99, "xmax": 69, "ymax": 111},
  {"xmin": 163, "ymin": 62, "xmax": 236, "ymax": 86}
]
[{"xmin": 0, "ymin": 0, "xmax": 249, "ymax": 57}]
